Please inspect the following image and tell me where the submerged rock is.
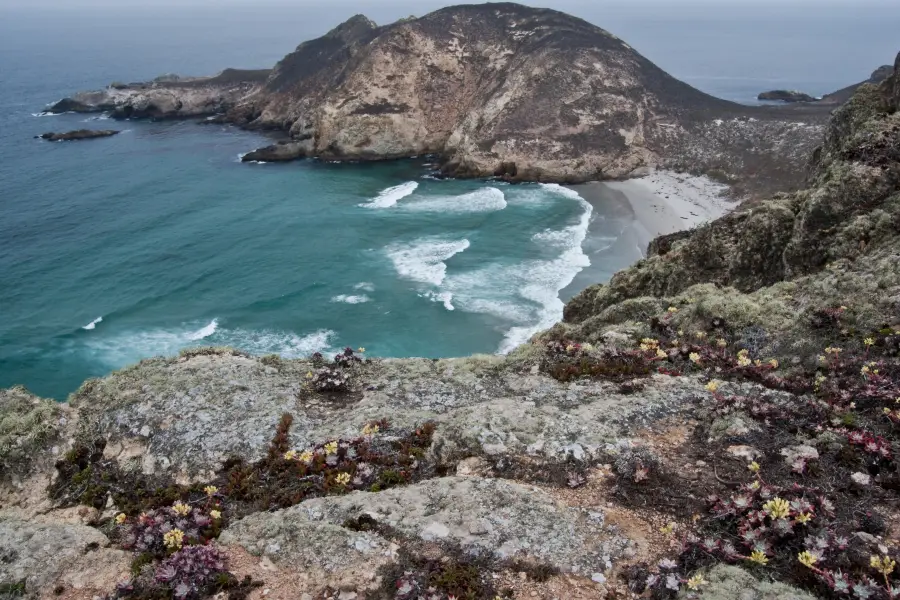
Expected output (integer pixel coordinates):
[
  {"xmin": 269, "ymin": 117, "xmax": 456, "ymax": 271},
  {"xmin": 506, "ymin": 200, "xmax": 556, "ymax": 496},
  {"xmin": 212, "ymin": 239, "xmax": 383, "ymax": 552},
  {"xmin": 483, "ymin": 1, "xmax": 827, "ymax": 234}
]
[{"xmin": 37, "ymin": 129, "xmax": 119, "ymax": 141}]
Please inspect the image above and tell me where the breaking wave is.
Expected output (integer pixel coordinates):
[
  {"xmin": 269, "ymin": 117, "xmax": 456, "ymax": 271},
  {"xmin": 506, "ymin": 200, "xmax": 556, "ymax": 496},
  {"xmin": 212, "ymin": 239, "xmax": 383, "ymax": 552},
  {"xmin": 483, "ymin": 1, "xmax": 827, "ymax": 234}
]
[
  {"xmin": 82, "ymin": 316, "xmax": 103, "ymax": 330},
  {"xmin": 79, "ymin": 319, "xmax": 336, "ymax": 366},
  {"xmin": 361, "ymin": 181, "xmax": 419, "ymax": 208},
  {"xmin": 385, "ymin": 238, "xmax": 470, "ymax": 287},
  {"xmin": 399, "ymin": 187, "xmax": 507, "ymax": 213},
  {"xmin": 331, "ymin": 294, "xmax": 371, "ymax": 304}
]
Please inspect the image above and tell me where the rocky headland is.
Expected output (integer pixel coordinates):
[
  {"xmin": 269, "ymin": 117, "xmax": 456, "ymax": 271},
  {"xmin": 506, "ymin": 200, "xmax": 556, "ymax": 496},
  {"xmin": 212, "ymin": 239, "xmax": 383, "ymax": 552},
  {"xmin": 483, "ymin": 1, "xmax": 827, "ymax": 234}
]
[
  {"xmin": 37, "ymin": 130, "xmax": 120, "ymax": 142},
  {"xmin": 5, "ymin": 43, "xmax": 900, "ymax": 600},
  {"xmin": 45, "ymin": 3, "xmax": 837, "ymax": 197}
]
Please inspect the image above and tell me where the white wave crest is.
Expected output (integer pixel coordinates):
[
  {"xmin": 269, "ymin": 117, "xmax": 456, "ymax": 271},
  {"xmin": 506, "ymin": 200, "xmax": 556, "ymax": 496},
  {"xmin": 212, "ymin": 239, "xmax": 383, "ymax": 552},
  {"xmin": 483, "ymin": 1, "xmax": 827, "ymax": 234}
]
[
  {"xmin": 399, "ymin": 187, "xmax": 507, "ymax": 213},
  {"xmin": 539, "ymin": 183, "xmax": 584, "ymax": 200},
  {"xmin": 361, "ymin": 181, "xmax": 419, "ymax": 208},
  {"xmin": 422, "ymin": 291, "xmax": 455, "ymax": 311},
  {"xmin": 188, "ymin": 319, "xmax": 218, "ymax": 340},
  {"xmin": 80, "ymin": 320, "xmax": 336, "ymax": 366},
  {"xmin": 440, "ymin": 189, "xmax": 593, "ymax": 353},
  {"xmin": 331, "ymin": 294, "xmax": 371, "ymax": 304},
  {"xmin": 385, "ymin": 238, "xmax": 470, "ymax": 286},
  {"xmin": 82, "ymin": 316, "xmax": 103, "ymax": 330},
  {"xmin": 353, "ymin": 282, "xmax": 375, "ymax": 292}
]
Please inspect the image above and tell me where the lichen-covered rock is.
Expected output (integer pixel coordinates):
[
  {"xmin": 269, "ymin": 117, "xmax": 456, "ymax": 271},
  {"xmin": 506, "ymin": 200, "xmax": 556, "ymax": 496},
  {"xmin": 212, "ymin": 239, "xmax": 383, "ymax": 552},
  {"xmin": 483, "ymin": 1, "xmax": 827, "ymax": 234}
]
[
  {"xmin": 0, "ymin": 386, "xmax": 70, "ymax": 477},
  {"xmin": 69, "ymin": 350, "xmax": 726, "ymax": 481},
  {"xmin": 0, "ymin": 519, "xmax": 130, "ymax": 599},
  {"xmin": 557, "ymin": 54, "xmax": 900, "ymax": 362},
  {"xmin": 223, "ymin": 476, "xmax": 631, "ymax": 576},
  {"xmin": 680, "ymin": 565, "xmax": 818, "ymax": 600}
]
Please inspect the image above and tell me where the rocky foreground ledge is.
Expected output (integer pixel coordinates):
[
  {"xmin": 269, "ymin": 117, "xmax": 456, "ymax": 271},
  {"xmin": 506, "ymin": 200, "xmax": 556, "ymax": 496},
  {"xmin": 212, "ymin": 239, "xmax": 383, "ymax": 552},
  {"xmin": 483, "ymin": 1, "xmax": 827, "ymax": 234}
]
[{"xmin": 43, "ymin": 3, "xmax": 832, "ymax": 197}]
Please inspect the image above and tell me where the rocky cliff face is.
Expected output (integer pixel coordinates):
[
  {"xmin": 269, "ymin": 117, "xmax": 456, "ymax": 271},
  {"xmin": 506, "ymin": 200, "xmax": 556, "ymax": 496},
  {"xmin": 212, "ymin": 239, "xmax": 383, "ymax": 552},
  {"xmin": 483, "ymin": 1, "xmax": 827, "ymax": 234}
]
[
  {"xmin": 560, "ymin": 53, "xmax": 900, "ymax": 363},
  {"xmin": 46, "ymin": 3, "xmax": 829, "ymax": 193}
]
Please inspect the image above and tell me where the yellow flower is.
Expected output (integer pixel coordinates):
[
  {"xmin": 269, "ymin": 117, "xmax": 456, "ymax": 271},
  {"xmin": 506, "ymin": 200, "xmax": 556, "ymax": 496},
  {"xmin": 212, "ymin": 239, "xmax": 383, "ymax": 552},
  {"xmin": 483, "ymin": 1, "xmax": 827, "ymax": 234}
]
[
  {"xmin": 870, "ymin": 555, "xmax": 896, "ymax": 576},
  {"xmin": 705, "ymin": 381, "xmax": 719, "ymax": 393},
  {"xmin": 656, "ymin": 348, "xmax": 668, "ymax": 359},
  {"xmin": 738, "ymin": 349, "xmax": 749, "ymax": 358},
  {"xmin": 172, "ymin": 501, "xmax": 191, "ymax": 516},
  {"xmin": 884, "ymin": 407, "xmax": 892, "ymax": 415},
  {"xmin": 748, "ymin": 461, "xmax": 760, "ymax": 473},
  {"xmin": 689, "ymin": 352, "xmax": 701, "ymax": 364},
  {"xmin": 825, "ymin": 346, "xmax": 842, "ymax": 355},
  {"xmin": 695, "ymin": 331, "xmax": 707, "ymax": 339},
  {"xmin": 864, "ymin": 337, "xmax": 875, "ymax": 347},
  {"xmin": 667, "ymin": 306, "xmax": 678, "ymax": 313},
  {"xmin": 163, "ymin": 529, "xmax": 184, "ymax": 550},
  {"xmin": 749, "ymin": 480, "xmax": 760, "ymax": 490},
  {"xmin": 748, "ymin": 550, "xmax": 769, "ymax": 565},
  {"xmin": 716, "ymin": 339, "xmax": 727, "ymax": 348},
  {"xmin": 210, "ymin": 510, "xmax": 221, "ymax": 520},
  {"xmin": 862, "ymin": 366, "xmax": 871, "ymax": 375},
  {"xmin": 298, "ymin": 450, "xmax": 314, "ymax": 463},
  {"xmin": 566, "ymin": 344, "xmax": 575, "ymax": 353},
  {"xmin": 204, "ymin": 485, "xmax": 218, "ymax": 497},
  {"xmin": 738, "ymin": 356, "xmax": 752, "ymax": 367},
  {"xmin": 839, "ymin": 306, "xmax": 847, "ymax": 311},
  {"xmin": 284, "ymin": 450, "xmax": 297, "ymax": 460},
  {"xmin": 686, "ymin": 574, "xmax": 707, "ymax": 590},
  {"xmin": 796, "ymin": 513, "xmax": 813, "ymax": 525},
  {"xmin": 798, "ymin": 551, "xmax": 818, "ymax": 568},
  {"xmin": 362, "ymin": 423, "xmax": 380, "ymax": 436},
  {"xmin": 324, "ymin": 441, "xmax": 338, "ymax": 455},
  {"xmin": 357, "ymin": 347, "xmax": 366, "ymax": 353},
  {"xmin": 818, "ymin": 355, "xmax": 827, "ymax": 364},
  {"xmin": 763, "ymin": 497, "xmax": 790, "ymax": 519},
  {"xmin": 768, "ymin": 359, "xmax": 778, "ymax": 369},
  {"xmin": 305, "ymin": 371, "xmax": 313, "ymax": 379},
  {"xmin": 114, "ymin": 513, "xmax": 127, "ymax": 525},
  {"xmin": 677, "ymin": 330, "xmax": 684, "ymax": 336},
  {"xmin": 754, "ymin": 359, "xmax": 762, "ymax": 367},
  {"xmin": 334, "ymin": 472, "xmax": 351, "ymax": 486},
  {"xmin": 640, "ymin": 338, "xmax": 659, "ymax": 352},
  {"xmin": 659, "ymin": 522, "xmax": 676, "ymax": 535},
  {"xmin": 582, "ymin": 343, "xmax": 594, "ymax": 352}
]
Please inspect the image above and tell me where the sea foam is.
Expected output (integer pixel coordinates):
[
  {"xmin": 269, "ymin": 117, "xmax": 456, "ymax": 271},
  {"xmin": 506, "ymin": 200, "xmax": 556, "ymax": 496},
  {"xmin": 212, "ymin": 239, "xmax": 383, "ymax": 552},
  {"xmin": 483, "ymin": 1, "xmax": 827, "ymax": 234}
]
[
  {"xmin": 399, "ymin": 187, "xmax": 507, "ymax": 213},
  {"xmin": 361, "ymin": 181, "xmax": 418, "ymax": 208},
  {"xmin": 439, "ymin": 184, "xmax": 593, "ymax": 353},
  {"xmin": 82, "ymin": 316, "xmax": 103, "ymax": 330},
  {"xmin": 385, "ymin": 238, "xmax": 470, "ymax": 287},
  {"xmin": 331, "ymin": 294, "xmax": 371, "ymax": 304}
]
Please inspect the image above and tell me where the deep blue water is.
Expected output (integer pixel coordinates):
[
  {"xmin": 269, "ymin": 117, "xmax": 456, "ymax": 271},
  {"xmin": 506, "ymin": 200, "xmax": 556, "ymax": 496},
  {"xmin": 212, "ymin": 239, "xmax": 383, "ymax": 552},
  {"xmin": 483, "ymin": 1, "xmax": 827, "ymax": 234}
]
[{"xmin": 1, "ymin": 2, "xmax": 898, "ymax": 399}]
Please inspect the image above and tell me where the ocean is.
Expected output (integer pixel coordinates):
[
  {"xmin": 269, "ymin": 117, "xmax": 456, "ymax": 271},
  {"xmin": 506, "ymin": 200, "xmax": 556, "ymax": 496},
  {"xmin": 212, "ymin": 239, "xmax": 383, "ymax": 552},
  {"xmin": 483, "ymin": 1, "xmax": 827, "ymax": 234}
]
[{"xmin": 1, "ymin": 1, "xmax": 898, "ymax": 399}]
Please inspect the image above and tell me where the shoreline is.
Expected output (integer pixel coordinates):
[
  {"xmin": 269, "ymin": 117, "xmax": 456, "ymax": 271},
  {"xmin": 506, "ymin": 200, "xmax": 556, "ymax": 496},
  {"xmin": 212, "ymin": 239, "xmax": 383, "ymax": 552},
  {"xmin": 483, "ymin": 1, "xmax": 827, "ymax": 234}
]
[{"xmin": 560, "ymin": 170, "xmax": 737, "ymax": 299}]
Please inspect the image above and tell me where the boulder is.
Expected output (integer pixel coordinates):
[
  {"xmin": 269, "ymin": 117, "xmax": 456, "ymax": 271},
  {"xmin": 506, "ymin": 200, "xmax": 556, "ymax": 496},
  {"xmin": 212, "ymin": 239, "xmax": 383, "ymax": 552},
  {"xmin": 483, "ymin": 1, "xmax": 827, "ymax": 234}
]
[{"xmin": 240, "ymin": 141, "xmax": 307, "ymax": 162}]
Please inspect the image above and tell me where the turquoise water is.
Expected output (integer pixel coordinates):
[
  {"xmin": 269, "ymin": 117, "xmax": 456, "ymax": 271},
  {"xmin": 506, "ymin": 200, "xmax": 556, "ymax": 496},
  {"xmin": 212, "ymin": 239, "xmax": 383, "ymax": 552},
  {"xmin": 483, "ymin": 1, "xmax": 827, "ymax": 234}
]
[{"xmin": 2, "ymin": 4, "xmax": 897, "ymax": 400}]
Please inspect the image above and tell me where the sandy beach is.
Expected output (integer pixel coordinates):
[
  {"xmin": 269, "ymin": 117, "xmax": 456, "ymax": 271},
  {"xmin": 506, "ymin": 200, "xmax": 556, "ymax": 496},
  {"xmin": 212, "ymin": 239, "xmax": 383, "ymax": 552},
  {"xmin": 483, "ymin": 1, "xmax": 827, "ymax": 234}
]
[{"xmin": 560, "ymin": 170, "xmax": 737, "ymax": 299}]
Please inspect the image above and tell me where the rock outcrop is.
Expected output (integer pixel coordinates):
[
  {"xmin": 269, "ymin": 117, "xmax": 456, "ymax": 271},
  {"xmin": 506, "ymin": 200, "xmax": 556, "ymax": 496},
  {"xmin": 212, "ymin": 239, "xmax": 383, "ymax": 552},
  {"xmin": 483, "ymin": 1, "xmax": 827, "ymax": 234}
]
[
  {"xmin": 757, "ymin": 90, "xmax": 816, "ymax": 103},
  {"xmin": 45, "ymin": 3, "xmax": 830, "ymax": 193},
  {"xmin": 820, "ymin": 63, "xmax": 896, "ymax": 105},
  {"xmin": 240, "ymin": 141, "xmax": 306, "ymax": 162},
  {"xmin": 558, "ymin": 52, "xmax": 900, "ymax": 365},
  {"xmin": 37, "ymin": 129, "xmax": 119, "ymax": 141}
]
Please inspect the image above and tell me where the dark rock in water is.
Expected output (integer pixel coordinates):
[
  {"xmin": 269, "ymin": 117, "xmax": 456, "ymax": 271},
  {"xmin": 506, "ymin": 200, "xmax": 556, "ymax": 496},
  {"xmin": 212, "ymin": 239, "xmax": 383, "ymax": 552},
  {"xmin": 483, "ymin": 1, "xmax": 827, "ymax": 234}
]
[
  {"xmin": 240, "ymin": 141, "xmax": 306, "ymax": 162},
  {"xmin": 757, "ymin": 90, "xmax": 816, "ymax": 103},
  {"xmin": 37, "ymin": 129, "xmax": 120, "ymax": 141},
  {"xmin": 45, "ymin": 98, "xmax": 96, "ymax": 114}
]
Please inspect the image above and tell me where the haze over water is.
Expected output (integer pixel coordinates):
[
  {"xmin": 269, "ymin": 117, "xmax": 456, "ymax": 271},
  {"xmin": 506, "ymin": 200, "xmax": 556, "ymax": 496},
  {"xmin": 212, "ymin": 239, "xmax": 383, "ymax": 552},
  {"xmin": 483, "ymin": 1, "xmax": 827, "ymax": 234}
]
[{"xmin": 1, "ymin": 1, "xmax": 898, "ymax": 399}]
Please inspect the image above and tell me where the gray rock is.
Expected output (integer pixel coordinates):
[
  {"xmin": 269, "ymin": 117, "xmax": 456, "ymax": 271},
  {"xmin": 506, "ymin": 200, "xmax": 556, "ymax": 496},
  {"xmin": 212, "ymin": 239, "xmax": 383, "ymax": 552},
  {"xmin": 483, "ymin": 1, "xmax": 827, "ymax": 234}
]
[
  {"xmin": 680, "ymin": 565, "xmax": 818, "ymax": 600},
  {"xmin": 0, "ymin": 519, "xmax": 129, "ymax": 598},
  {"xmin": 238, "ymin": 476, "xmax": 634, "ymax": 575},
  {"xmin": 71, "ymin": 351, "xmax": 723, "ymax": 482}
]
